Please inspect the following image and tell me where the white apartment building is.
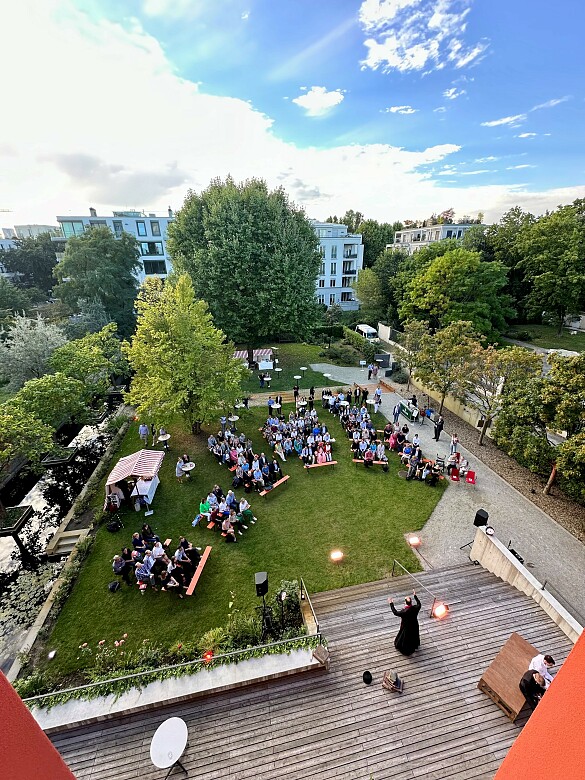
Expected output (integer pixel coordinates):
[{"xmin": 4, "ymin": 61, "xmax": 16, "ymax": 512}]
[
  {"xmin": 14, "ymin": 224, "xmax": 60, "ymax": 238},
  {"xmin": 311, "ymin": 221, "xmax": 363, "ymax": 311},
  {"xmin": 53, "ymin": 208, "xmax": 175, "ymax": 283},
  {"xmin": 393, "ymin": 223, "xmax": 479, "ymax": 255}
]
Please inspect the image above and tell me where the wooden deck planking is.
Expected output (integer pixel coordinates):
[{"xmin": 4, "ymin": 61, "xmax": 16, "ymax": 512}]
[{"xmin": 51, "ymin": 565, "xmax": 573, "ymax": 780}]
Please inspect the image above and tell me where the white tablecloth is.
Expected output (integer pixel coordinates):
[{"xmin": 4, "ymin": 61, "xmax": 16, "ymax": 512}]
[{"xmin": 131, "ymin": 475, "xmax": 160, "ymax": 505}]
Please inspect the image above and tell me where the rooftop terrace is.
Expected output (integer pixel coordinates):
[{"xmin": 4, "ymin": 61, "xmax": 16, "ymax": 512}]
[{"xmin": 51, "ymin": 564, "xmax": 572, "ymax": 779}]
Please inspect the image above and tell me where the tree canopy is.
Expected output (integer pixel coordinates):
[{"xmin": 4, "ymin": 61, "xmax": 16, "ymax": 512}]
[
  {"xmin": 168, "ymin": 177, "xmax": 321, "ymax": 351},
  {"xmin": 13, "ymin": 373, "xmax": 89, "ymax": 430},
  {"xmin": 0, "ymin": 233, "xmax": 58, "ymax": 293},
  {"xmin": 398, "ymin": 247, "xmax": 514, "ymax": 337},
  {"xmin": 0, "ymin": 404, "xmax": 54, "ymax": 477},
  {"xmin": 124, "ymin": 275, "xmax": 245, "ymax": 434},
  {"xmin": 0, "ymin": 314, "xmax": 67, "ymax": 390},
  {"xmin": 53, "ymin": 226, "xmax": 141, "ymax": 337},
  {"xmin": 356, "ymin": 219, "xmax": 396, "ymax": 268}
]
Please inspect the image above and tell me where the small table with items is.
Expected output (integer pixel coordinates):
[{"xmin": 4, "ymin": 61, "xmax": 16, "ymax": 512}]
[{"xmin": 181, "ymin": 462, "xmax": 195, "ymax": 478}]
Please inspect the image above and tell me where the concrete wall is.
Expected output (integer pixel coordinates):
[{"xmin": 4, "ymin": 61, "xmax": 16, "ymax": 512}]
[{"xmin": 470, "ymin": 527, "xmax": 583, "ymax": 643}]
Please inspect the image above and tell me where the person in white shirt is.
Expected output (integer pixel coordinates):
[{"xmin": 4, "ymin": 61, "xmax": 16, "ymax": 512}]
[{"xmin": 529, "ymin": 653, "xmax": 555, "ymax": 687}]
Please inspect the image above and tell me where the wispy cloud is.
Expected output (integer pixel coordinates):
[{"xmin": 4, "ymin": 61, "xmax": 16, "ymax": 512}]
[
  {"xmin": 359, "ymin": 0, "xmax": 489, "ymax": 74},
  {"xmin": 434, "ymin": 106, "xmax": 447, "ymax": 113},
  {"xmin": 531, "ymin": 96, "xmax": 570, "ymax": 111},
  {"xmin": 385, "ymin": 105, "xmax": 419, "ymax": 114},
  {"xmin": 443, "ymin": 86, "xmax": 466, "ymax": 100},
  {"xmin": 241, "ymin": 11, "xmax": 249, "ymax": 20},
  {"xmin": 506, "ymin": 164, "xmax": 536, "ymax": 169},
  {"xmin": 481, "ymin": 113, "xmax": 527, "ymax": 127},
  {"xmin": 292, "ymin": 86, "xmax": 345, "ymax": 117},
  {"xmin": 460, "ymin": 169, "xmax": 494, "ymax": 175},
  {"xmin": 269, "ymin": 17, "xmax": 355, "ymax": 80},
  {"xmin": 516, "ymin": 132, "xmax": 537, "ymax": 138}
]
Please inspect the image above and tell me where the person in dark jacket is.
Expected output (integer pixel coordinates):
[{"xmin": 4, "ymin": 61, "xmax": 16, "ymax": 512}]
[
  {"xmin": 112, "ymin": 555, "xmax": 132, "ymax": 585},
  {"xmin": 433, "ymin": 415, "xmax": 444, "ymax": 441},
  {"xmin": 519, "ymin": 669, "xmax": 546, "ymax": 711},
  {"xmin": 388, "ymin": 590, "xmax": 421, "ymax": 655}
]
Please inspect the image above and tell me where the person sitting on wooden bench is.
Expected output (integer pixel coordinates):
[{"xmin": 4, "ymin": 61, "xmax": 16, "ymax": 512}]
[
  {"xmin": 238, "ymin": 497, "xmax": 257, "ymax": 525},
  {"xmin": 364, "ymin": 448, "xmax": 375, "ymax": 468},
  {"xmin": 519, "ymin": 669, "xmax": 546, "ymax": 712},
  {"xmin": 221, "ymin": 515, "xmax": 238, "ymax": 543}
]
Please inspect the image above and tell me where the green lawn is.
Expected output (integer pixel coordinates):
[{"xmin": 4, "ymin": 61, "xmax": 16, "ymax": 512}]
[
  {"xmin": 522, "ymin": 324, "xmax": 585, "ymax": 352},
  {"xmin": 42, "ymin": 406, "xmax": 445, "ymax": 680}
]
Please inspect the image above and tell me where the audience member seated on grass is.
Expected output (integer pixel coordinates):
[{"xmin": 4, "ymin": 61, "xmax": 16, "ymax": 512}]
[
  {"xmin": 152, "ymin": 541, "xmax": 168, "ymax": 563},
  {"xmin": 132, "ymin": 533, "xmax": 147, "ymax": 554},
  {"xmin": 112, "ymin": 555, "xmax": 132, "ymax": 586},
  {"xmin": 160, "ymin": 570, "xmax": 184, "ymax": 598},
  {"xmin": 141, "ymin": 523, "xmax": 159, "ymax": 545},
  {"xmin": 239, "ymin": 497, "xmax": 257, "ymax": 524}
]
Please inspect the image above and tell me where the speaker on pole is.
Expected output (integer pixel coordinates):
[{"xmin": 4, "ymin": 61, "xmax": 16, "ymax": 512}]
[
  {"xmin": 474, "ymin": 509, "xmax": 489, "ymax": 527},
  {"xmin": 255, "ymin": 571, "xmax": 268, "ymax": 597}
]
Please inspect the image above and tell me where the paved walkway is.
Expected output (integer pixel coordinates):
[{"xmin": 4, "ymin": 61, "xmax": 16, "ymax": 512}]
[{"xmin": 310, "ymin": 363, "xmax": 585, "ymax": 623}]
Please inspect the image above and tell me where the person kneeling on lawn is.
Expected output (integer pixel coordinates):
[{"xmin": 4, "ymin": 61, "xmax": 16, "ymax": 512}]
[{"xmin": 160, "ymin": 569, "xmax": 184, "ymax": 598}]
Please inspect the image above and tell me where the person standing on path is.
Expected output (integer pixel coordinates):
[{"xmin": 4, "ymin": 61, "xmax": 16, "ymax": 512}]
[
  {"xmin": 393, "ymin": 402, "xmax": 401, "ymax": 425},
  {"xmin": 138, "ymin": 422, "xmax": 148, "ymax": 446},
  {"xmin": 389, "ymin": 590, "xmax": 421, "ymax": 656},
  {"xmin": 450, "ymin": 433, "xmax": 459, "ymax": 454},
  {"xmin": 433, "ymin": 415, "xmax": 444, "ymax": 442},
  {"xmin": 367, "ymin": 363, "xmax": 373, "ymax": 380}
]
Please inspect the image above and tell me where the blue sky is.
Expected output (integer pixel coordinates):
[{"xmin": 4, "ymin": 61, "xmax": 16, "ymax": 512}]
[{"xmin": 1, "ymin": 0, "xmax": 584, "ymax": 225}]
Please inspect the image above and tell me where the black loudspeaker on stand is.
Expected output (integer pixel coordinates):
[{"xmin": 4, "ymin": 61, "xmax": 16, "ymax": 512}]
[
  {"xmin": 255, "ymin": 571, "xmax": 268, "ymax": 597},
  {"xmin": 460, "ymin": 509, "xmax": 489, "ymax": 552}
]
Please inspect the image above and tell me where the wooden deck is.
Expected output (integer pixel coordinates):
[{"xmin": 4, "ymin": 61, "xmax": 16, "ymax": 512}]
[{"xmin": 50, "ymin": 565, "xmax": 572, "ymax": 780}]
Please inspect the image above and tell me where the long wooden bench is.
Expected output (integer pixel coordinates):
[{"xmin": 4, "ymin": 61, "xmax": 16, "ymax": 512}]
[
  {"xmin": 259, "ymin": 474, "xmax": 290, "ymax": 497},
  {"xmin": 352, "ymin": 458, "xmax": 387, "ymax": 466},
  {"xmin": 478, "ymin": 632, "xmax": 538, "ymax": 721},
  {"xmin": 305, "ymin": 460, "xmax": 337, "ymax": 470},
  {"xmin": 185, "ymin": 545, "xmax": 212, "ymax": 596}
]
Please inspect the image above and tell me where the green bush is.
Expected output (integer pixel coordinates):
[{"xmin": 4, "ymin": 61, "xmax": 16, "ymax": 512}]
[
  {"xmin": 342, "ymin": 327, "xmax": 376, "ymax": 361},
  {"xmin": 391, "ymin": 369, "xmax": 410, "ymax": 385}
]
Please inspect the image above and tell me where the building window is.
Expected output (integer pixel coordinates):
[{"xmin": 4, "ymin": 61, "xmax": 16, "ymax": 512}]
[
  {"xmin": 318, "ymin": 279, "xmax": 325, "ymax": 288},
  {"xmin": 317, "ymin": 294, "xmax": 325, "ymax": 305},
  {"xmin": 331, "ymin": 245, "xmax": 337, "ymax": 259},
  {"xmin": 112, "ymin": 221, "xmax": 123, "ymax": 238},
  {"xmin": 319, "ymin": 245, "xmax": 325, "ymax": 256},
  {"xmin": 341, "ymin": 292, "xmax": 353, "ymax": 302},
  {"xmin": 330, "ymin": 262, "xmax": 336, "ymax": 275},
  {"xmin": 329, "ymin": 293, "xmax": 336, "ymax": 305},
  {"xmin": 143, "ymin": 259, "xmax": 167, "ymax": 275},
  {"xmin": 330, "ymin": 279, "xmax": 336, "ymax": 287},
  {"xmin": 446, "ymin": 230, "xmax": 453, "ymax": 238},
  {"xmin": 319, "ymin": 262, "xmax": 325, "ymax": 275},
  {"xmin": 61, "ymin": 221, "xmax": 85, "ymax": 238},
  {"xmin": 150, "ymin": 220, "xmax": 161, "ymax": 236},
  {"xmin": 136, "ymin": 221, "xmax": 147, "ymax": 237},
  {"xmin": 141, "ymin": 241, "xmax": 164, "ymax": 256},
  {"xmin": 342, "ymin": 276, "xmax": 353, "ymax": 287}
]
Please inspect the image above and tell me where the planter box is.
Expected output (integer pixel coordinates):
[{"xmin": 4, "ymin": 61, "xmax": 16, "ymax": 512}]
[
  {"xmin": 41, "ymin": 448, "xmax": 78, "ymax": 467},
  {"xmin": 32, "ymin": 647, "xmax": 325, "ymax": 734},
  {"xmin": 0, "ymin": 504, "xmax": 34, "ymax": 535}
]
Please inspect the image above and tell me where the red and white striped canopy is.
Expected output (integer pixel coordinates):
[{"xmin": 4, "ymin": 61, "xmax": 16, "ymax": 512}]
[
  {"xmin": 233, "ymin": 348, "xmax": 273, "ymax": 361},
  {"xmin": 106, "ymin": 449, "xmax": 164, "ymax": 485}
]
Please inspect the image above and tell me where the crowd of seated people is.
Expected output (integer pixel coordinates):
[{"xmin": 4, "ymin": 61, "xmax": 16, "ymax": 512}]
[
  {"xmin": 260, "ymin": 408, "xmax": 335, "ymax": 467},
  {"xmin": 198, "ymin": 483, "xmax": 258, "ymax": 543},
  {"xmin": 208, "ymin": 427, "xmax": 284, "ymax": 491},
  {"xmin": 112, "ymin": 523, "xmax": 203, "ymax": 596}
]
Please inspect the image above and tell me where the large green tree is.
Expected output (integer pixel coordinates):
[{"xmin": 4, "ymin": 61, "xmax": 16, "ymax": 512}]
[
  {"xmin": 125, "ymin": 275, "xmax": 245, "ymax": 434},
  {"xmin": 168, "ymin": 177, "xmax": 321, "ymax": 359},
  {"xmin": 53, "ymin": 226, "xmax": 141, "ymax": 337},
  {"xmin": 399, "ymin": 247, "xmax": 514, "ymax": 337},
  {"xmin": 517, "ymin": 200, "xmax": 585, "ymax": 334},
  {"xmin": 352, "ymin": 268, "xmax": 385, "ymax": 325},
  {"xmin": 13, "ymin": 373, "xmax": 89, "ymax": 430},
  {"xmin": 0, "ymin": 277, "xmax": 34, "ymax": 325},
  {"xmin": 397, "ymin": 319, "xmax": 429, "ymax": 389},
  {"xmin": 0, "ymin": 233, "xmax": 58, "ymax": 293},
  {"xmin": 356, "ymin": 219, "xmax": 396, "ymax": 268},
  {"xmin": 415, "ymin": 321, "xmax": 479, "ymax": 414}
]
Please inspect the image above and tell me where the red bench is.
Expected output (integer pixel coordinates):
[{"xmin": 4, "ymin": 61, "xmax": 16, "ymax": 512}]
[{"xmin": 185, "ymin": 546, "xmax": 212, "ymax": 596}]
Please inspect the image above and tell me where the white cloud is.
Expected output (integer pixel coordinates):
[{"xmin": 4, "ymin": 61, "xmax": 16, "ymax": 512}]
[
  {"xmin": 481, "ymin": 113, "xmax": 527, "ymax": 127},
  {"xmin": 459, "ymin": 169, "xmax": 494, "ymax": 175},
  {"xmin": 385, "ymin": 105, "xmax": 419, "ymax": 114},
  {"xmin": 475, "ymin": 156, "xmax": 498, "ymax": 162},
  {"xmin": 443, "ymin": 86, "xmax": 466, "ymax": 100},
  {"xmin": 516, "ymin": 132, "xmax": 537, "ymax": 138},
  {"xmin": 1, "ymin": 0, "xmax": 583, "ymax": 231},
  {"xmin": 241, "ymin": 11, "xmax": 249, "ymax": 20},
  {"xmin": 531, "ymin": 96, "xmax": 570, "ymax": 111},
  {"xmin": 359, "ymin": 0, "xmax": 488, "ymax": 73},
  {"xmin": 506, "ymin": 164, "xmax": 536, "ymax": 170},
  {"xmin": 434, "ymin": 106, "xmax": 447, "ymax": 113},
  {"xmin": 292, "ymin": 86, "xmax": 345, "ymax": 117}
]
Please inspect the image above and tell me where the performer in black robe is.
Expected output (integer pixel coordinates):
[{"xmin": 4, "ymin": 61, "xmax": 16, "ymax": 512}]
[{"xmin": 389, "ymin": 591, "xmax": 421, "ymax": 655}]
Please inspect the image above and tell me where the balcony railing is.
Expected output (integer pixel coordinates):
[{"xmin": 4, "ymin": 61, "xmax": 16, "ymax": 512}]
[
  {"xmin": 342, "ymin": 268, "xmax": 357, "ymax": 276},
  {"xmin": 343, "ymin": 252, "xmax": 358, "ymax": 259}
]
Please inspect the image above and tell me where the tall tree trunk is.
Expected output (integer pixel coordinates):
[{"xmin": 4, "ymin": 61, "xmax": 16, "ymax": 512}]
[
  {"xmin": 191, "ymin": 420, "xmax": 202, "ymax": 435},
  {"xmin": 543, "ymin": 462, "xmax": 556, "ymax": 495},
  {"xmin": 247, "ymin": 344, "xmax": 254, "ymax": 368},
  {"xmin": 438, "ymin": 392, "xmax": 446, "ymax": 414},
  {"xmin": 478, "ymin": 417, "xmax": 490, "ymax": 446}
]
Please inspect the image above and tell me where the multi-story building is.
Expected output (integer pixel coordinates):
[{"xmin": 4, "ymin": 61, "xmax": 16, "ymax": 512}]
[
  {"xmin": 53, "ymin": 208, "xmax": 175, "ymax": 283},
  {"xmin": 14, "ymin": 224, "xmax": 60, "ymax": 239},
  {"xmin": 311, "ymin": 221, "xmax": 363, "ymax": 311},
  {"xmin": 393, "ymin": 223, "xmax": 480, "ymax": 255}
]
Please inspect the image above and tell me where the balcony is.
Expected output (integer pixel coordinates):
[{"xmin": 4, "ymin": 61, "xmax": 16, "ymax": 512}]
[
  {"xmin": 343, "ymin": 252, "xmax": 358, "ymax": 259},
  {"xmin": 342, "ymin": 266, "xmax": 356, "ymax": 275}
]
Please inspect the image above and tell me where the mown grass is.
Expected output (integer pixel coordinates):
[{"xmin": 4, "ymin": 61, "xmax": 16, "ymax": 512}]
[
  {"xmin": 42, "ymin": 405, "xmax": 446, "ymax": 680},
  {"xmin": 521, "ymin": 324, "xmax": 585, "ymax": 352},
  {"xmin": 238, "ymin": 342, "xmax": 332, "ymax": 394}
]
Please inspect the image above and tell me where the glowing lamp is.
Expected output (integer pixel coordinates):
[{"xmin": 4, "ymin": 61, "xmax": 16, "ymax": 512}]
[
  {"xmin": 203, "ymin": 650, "xmax": 214, "ymax": 663},
  {"xmin": 432, "ymin": 602, "xmax": 449, "ymax": 619},
  {"xmin": 407, "ymin": 535, "xmax": 421, "ymax": 548},
  {"xmin": 330, "ymin": 550, "xmax": 344, "ymax": 563}
]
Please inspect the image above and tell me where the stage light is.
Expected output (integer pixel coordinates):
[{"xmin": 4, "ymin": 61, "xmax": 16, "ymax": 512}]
[
  {"xmin": 203, "ymin": 650, "xmax": 213, "ymax": 663},
  {"xmin": 432, "ymin": 602, "xmax": 449, "ymax": 619},
  {"xmin": 407, "ymin": 535, "xmax": 421, "ymax": 548},
  {"xmin": 330, "ymin": 550, "xmax": 344, "ymax": 562},
  {"xmin": 47, "ymin": 650, "xmax": 57, "ymax": 660}
]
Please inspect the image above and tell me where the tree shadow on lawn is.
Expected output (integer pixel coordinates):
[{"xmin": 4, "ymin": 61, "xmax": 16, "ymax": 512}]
[{"xmin": 42, "ymin": 406, "xmax": 446, "ymax": 679}]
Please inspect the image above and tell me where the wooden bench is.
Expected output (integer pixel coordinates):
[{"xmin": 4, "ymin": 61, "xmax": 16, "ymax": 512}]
[
  {"xmin": 206, "ymin": 521, "xmax": 215, "ymax": 530},
  {"xmin": 185, "ymin": 545, "xmax": 212, "ymax": 596},
  {"xmin": 259, "ymin": 474, "xmax": 290, "ymax": 497},
  {"xmin": 478, "ymin": 632, "xmax": 538, "ymax": 721},
  {"xmin": 305, "ymin": 460, "xmax": 337, "ymax": 470},
  {"xmin": 352, "ymin": 459, "xmax": 387, "ymax": 466}
]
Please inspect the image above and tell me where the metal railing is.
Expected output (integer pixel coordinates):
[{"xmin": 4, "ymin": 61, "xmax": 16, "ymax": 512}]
[
  {"xmin": 391, "ymin": 559, "xmax": 439, "ymax": 618},
  {"xmin": 541, "ymin": 579, "xmax": 585, "ymax": 627},
  {"xmin": 299, "ymin": 577, "xmax": 320, "ymax": 634},
  {"xmin": 23, "ymin": 633, "xmax": 318, "ymax": 705}
]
